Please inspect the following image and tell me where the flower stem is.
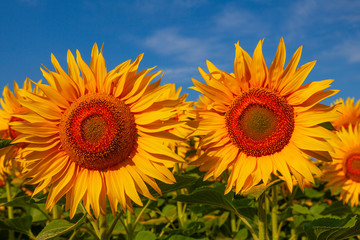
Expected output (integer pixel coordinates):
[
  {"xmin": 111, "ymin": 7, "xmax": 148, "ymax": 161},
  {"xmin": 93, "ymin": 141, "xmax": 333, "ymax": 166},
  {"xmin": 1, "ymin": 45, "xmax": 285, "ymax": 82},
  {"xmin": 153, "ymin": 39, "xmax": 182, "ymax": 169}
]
[
  {"xmin": 230, "ymin": 212, "xmax": 236, "ymax": 233},
  {"xmin": 126, "ymin": 210, "xmax": 135, "ymax": 240},
  {"xmin": 52, "ymin": 205, "xmax": 61, "ymax": 220},
  {"xmin": 5, "ymin": 178, "xmax": 14, "ymax": 240},
  {"xmin": 106, "ymin": 211, "xmax": 123, "ymax": 238},
  {"xmin": 177, "ymin": 200, "xmax": 185, "ymax": 228},
  {"xmin": 234, "ymin": 211, "xmax": 258, "ymax": 240},
  {"xmin": 175, "ymin": 163, "xmax": 186, "ymax": 229},
  {"xmin": 80, "ymin": 202, "xmax": 100, "ymax": 238},
  {"xmin": 289, "ymin": 187, "xmax": 298, "ymax": 240},
  {"xmin": 99, "ymin": 213, "xmax": 108, "ymax": 240},
  {"xmin": 258, "ymin": 193, "xmax": 267, "ymax": 240},
  {"xmin": 134, "ymin": 199, "xmax": 151, "ymax": 226},
  {"xmin": 271, "ymin": 184, "xmax": 279, "ymax": 240}
]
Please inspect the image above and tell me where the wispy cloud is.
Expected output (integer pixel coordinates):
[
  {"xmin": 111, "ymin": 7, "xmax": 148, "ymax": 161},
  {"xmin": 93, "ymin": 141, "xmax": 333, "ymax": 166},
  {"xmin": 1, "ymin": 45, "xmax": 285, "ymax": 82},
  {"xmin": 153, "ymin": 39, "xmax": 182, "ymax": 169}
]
[
  {"xmin": 133, "ymin": 0, "xmax": 207, "ymax": 13},
  {"xmin": 213, "ymin": 7, "xmax": 269, "ymax": 36},
  {"xmin": 143, "ymin": 28, "xmax": 215, "ymax": 64},
  {"xmin": 172, "ymin": 0, "xmax": 207, "ymax": 8},
  {"xmin": 322, "ymin": 0, "xmax": 360, "ymax": 24},
  {"xmin": 162, "ymin": 66, "xmax": 199, "ymax": 84},
  {"xmin": 325, "ymin": 37, "xmax": 360, "ymax": 63},
  {"xmin": 282, "ymin": 0, "xmax": 318, "ymax": 40}
]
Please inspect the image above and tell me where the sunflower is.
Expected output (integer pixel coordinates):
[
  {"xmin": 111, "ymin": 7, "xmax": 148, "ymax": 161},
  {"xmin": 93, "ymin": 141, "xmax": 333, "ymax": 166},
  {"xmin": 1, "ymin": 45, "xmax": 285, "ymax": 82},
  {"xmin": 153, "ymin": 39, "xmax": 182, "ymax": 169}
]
[
  {"xmin": 11, "ymin": 43, "xmax": 186, "ymax": 218},
  {"xmin": 190, "ymin": 38, "xmax": 339, "ymax": 194},
  {"xmin": 331, "ymin": 98, "xmax": 360, "ymax": 130},
  {"xmin": 0, "ymin": 79, "xmax": 37, "ymax": 181},
  {"xmin": 169, "ymin": 100, "xmax": 197, "ymax": 158},
  {"xmin": 322, "ymin": 124, "xmax": 360, "ymax": 206}
]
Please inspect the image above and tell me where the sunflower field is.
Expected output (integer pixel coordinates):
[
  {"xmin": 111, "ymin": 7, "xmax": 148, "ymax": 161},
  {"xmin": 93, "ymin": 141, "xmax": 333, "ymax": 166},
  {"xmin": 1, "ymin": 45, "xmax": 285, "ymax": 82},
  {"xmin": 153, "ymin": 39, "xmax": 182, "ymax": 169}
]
[{"xmin": 1, "ymin": 39, "xmax": 360, "ymax": 240}]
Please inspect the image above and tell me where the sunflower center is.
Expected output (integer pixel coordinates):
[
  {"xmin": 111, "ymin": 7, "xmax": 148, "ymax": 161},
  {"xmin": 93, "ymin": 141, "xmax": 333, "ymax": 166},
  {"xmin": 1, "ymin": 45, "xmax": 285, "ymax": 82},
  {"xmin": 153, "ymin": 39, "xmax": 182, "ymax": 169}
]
[
  {"xmin": 225, "ymin": 88, "xmax": 294, "ymax": 157},
  {"xmin": 239, "ymin": 105, "xmax": 278, "ymax": 141},
  {"xmin": 82, "ymin": 115, "xmax": 107, "ymax": 143},
  {"xmin": 345, "ymin": 154, "xmax": 360, "ymax": 182},
  {"xmin": 59, "ymin": 93, "xmax": 137, "ymax": 170}
]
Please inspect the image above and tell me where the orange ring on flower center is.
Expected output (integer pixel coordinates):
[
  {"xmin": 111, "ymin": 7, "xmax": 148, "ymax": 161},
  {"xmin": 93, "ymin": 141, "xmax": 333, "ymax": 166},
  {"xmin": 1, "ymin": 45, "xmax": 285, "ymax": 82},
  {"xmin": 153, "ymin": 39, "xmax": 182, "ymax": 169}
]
[
  {"xmin": 225, "ymin": 88, "xmax": 294, "ymax": 157},
  {"xmin": 59, "ymin": 93, "xmax": 137, "ymax": 170},
  {"xmin": 345, "ymin": 154, "xmax": 360, "ymax": 182}
]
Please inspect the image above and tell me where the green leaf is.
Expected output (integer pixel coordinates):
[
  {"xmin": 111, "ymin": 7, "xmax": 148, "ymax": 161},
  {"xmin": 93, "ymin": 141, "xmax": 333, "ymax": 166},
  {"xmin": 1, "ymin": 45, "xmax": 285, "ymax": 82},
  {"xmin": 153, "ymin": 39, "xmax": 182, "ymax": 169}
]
[
  {"xmin": 310, "ymin": 204, "xmax": 327, "ymax": 216},
  {"xmin": 242, "ymin": 179, "xmax": 281, "ymax": 200},
  {"xmin": 293, "ymin": 204, "xmax": 311, "ymax": 215},
  {"xmin": 234, "ymin": 228, "xmax": 248, "ymax": 240},
  {"xmin": 36, "ymin": 214, "xmax": 86, "ymax": 240},
  {"xmin": 304, "ymin": 188, "xmax": 324, "ymax": 199},
  {"xmin": 321, "ymin": 201, "xmax": 352, "ymax": 217},
  {"xmin": 135, "ymin": 231, "xmax": 156, "ymax": 240},
  {"xmin": 183, "ymin": 221, "xmax": 206, "ymax": 235},
  {"xmin": 3, "ymin": 195, "xmax": 36, "ymax": 208},
  {"xmin": 304, "ymin": 215, "xmax": 360, "ymax": 240},
  {"xmin": 318, "ymin": 122, "xmax": 336, "ymax": 131},
  {"xmin": 232, "ymin": 198, "xmax": 256, "ymax": 220},
  {"xmin": 0, "ymin": 216, "xmax": 32, "ymax": 235},
  {"xmin": 150, "ymin": 175, "xmax": 198, "ymax": 196},
  {"xmin": 218, "ymin": 211, "xmax": 230, "ymax": 226},
  {"xmin": 2, "ymin": 195, "xmax": 50, "ymax": 220},
  {"xmin": 175, "ymin": 188, "xmax": 236, "ymax": 213},
  {"xmin": 0, "ymin": 138, "xmax": 14, "ymax": 149},
  {"xmin": 168, "ymin": 234, "xmax": 209, "ymax": 240},
  {"xmin": 162, "ymin": 204, "xmax": 177, "ymax": 221},
  {"xmin": 186, "ymin": 176, "xmax": 212, "ymax": 193}
]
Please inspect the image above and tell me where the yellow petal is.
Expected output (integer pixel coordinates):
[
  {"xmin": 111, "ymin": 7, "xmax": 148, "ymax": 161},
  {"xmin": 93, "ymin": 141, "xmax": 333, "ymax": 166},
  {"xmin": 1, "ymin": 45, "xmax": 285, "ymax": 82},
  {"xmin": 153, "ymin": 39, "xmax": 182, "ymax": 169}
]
[
  {"xmin": 269, "ymin": 37, "xmax": 286, "ymax": 89},
  {"xmin": 250, "ymin": 39, "xmax": 268, "ymax": 88}
]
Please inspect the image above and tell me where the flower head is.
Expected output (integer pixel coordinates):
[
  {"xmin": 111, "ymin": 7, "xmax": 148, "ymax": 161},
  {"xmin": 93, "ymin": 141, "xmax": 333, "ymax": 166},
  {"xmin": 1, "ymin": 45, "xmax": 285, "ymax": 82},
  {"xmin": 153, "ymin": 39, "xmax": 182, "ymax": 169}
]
[
  {"xmin": 0, "ymin": 79, "xmax": 37, "ymax": 180},
  {"xmin": 13, "ymin": 44, "xmax": 186, "ymax": 218},
  {"xmin": 322, "ymin": 124, "xmax": 360, "ymax": 206},
  {"xmin": 332, "ymin": 98, "xmax": 360, "ymax": 130},
  {"xmin": 190, "ymin": 38, "xmax": 339, "ymax": 193}
]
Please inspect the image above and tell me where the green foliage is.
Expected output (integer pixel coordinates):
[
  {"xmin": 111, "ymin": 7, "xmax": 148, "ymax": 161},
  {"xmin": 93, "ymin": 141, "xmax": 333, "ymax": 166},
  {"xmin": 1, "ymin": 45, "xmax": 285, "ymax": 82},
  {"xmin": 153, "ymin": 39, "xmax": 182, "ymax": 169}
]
[
  {"xmin": 35, "ymin": 220, "xmax": 74, "ymax": 240},
  {"xmin": 304, "ymin": 215, "xmax": 360, "ymax": 240},
  {"xmin": 0, "ymin": 216, "xmax": 32, "ymax": 235},
  {"xmin": 0, "ymin": 138, "xmax": 14, "ymax": 149},
  {"xmin": 176, "ymin": 188, "xmax": 236, "ymax": 212},
  {"xmin": 2, "ymin": 161, "xmax": 360, "ymax": 240},
  {"xmin": 135, "ymin": 231, "xmax": 157, "ymax": 240},
  {"xmin": 242, "ymin": 179, "xmax": 281, "ymax": 199},
  {"xmin": 36, "ymin": 215, "xmax": 86, "ymax": 240},
  {"xmin": 318, "ymin": 121, "xmax": 336, "ymax": 131},
  {"xmin": 168, "ymin": 235, "xmax": 209, "ymax": 240},
  {"xmin": 151, "ymin": 175, "xmax": 198, "ymax": 196}
]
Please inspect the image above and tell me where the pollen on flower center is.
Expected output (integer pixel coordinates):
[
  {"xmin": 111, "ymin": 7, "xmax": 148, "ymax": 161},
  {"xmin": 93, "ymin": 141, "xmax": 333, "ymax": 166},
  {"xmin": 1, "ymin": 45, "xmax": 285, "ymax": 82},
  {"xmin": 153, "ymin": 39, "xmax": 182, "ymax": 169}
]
[
  {"xmin": 345, "ymin": 154, "xmax": 360, "ymax": 182},
  {"xmin": 238, "ymin": 105, "xmax": 278, "ymax": 141},
  {"xmin": 225, "ymin": 88, "xmax": 294, "ymax": 157},
  {"xmin": 59, "ymin": 93, "xmax": 137, "ymax": 170},
  {"xmin": 82, "ymin": 115, "xmax": 108, "ymax": 143}
]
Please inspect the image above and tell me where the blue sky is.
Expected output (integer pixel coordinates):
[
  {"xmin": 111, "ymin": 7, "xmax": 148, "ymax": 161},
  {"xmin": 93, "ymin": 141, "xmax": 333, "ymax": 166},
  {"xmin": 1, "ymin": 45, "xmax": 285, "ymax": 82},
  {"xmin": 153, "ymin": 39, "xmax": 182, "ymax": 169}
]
[{"xmin": 1, "ymin": 0, "xmax": 359, "ymax": 103}]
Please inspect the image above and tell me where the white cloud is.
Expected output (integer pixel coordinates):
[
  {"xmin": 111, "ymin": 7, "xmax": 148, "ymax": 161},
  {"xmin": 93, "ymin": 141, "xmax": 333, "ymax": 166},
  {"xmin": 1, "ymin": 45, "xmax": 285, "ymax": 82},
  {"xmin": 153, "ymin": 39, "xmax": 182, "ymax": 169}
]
[
  {"xmin": 213, "ymin": 7, "xmax": 269, "ymax": 36},
  {"xmin": 163, "ymin": 66, "xmax": 197, "ymax": 75},
  {"xmin": 161, "ymin": 66, "xmax": 199, "ymax": 85},
  {"xmin": 172, "ymin": 0, "xmax": 207, "ymax": 8},
  {"xmin": 282, "ymin": 0, "xmax": 318, "ymax": 40},
  {"xmin": 133, "ymin": 0, "xmax": 207, "ymax": 13},
  {"xmin": 143, "ymin": 28, "xmax": 214, "ymax": 64},
  {"xmin": 326, "ymin": 38, "xmax": 360, "ymax": 63}
]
